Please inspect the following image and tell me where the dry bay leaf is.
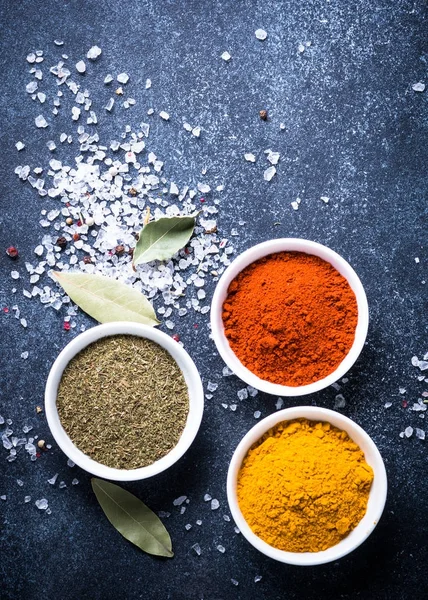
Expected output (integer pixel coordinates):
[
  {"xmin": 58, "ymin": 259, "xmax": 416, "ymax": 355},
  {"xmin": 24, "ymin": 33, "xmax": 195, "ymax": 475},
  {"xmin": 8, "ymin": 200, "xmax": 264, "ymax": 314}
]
[
  {"xmin": 53, "ymin": 272, "xmax": 159, "ymax": 326},
  {"xmin": 133, "ymin": 214, "xmax": 197, "ymax": 266},
  {"xmin": 91, "ymin": 478, "xmax": 173, "ymax": 558}
]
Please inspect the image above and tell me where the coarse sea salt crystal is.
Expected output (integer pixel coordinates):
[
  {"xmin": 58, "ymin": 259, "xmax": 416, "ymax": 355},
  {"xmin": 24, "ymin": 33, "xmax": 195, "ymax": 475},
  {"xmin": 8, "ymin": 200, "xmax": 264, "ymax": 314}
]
[
  {"xmin": 244, "ymin": 153, "xmax": 256, "ymax": 162},
  {"xmin": 405, "ymin": 426, "xmax": 413, "ymax": 438},
  {"xmin": 321, "ymin": 196, "xmax": 330, "ymax": 203},
  {"xmin": 211, "ymin": 499, "xmax": 220, "ymax": 510},
  {"xmin": 35, "ymin": 498, "xmax": 48, "ymax": 510},
  {"xmin": 217, "ymin": 544, "xmax": 226, "ymax": 553},
  {"xmin": 26, "ymin": 81, "xmax": 38, "ymax": 93},
  {"xmin": 255, "ymin": 28, "xmax": 267, "ymax": 40},
  {"xmin": 173, "ymin": 495, "xmax": 187, "ymax": 506},
  {"xmin": 159, "ymin": 111, "xmax": 170, "ymax": 121},
  {"xmin": 11, "ymin": 271, "xmax": 20, "ymax": 280},
  {"xmin": 24, "ymin": 496, "xmax": 31, "ymax": 503},
  {"xmin": 416, "ymin": 428, "xmax": 426, "ymax": 440},
  {"xmin": 15, "ymin": 141, "xmax": 25, "ymax": 151},
  {"xmin": 412, "ymin": 82, "xmax": 425, "ymax": 92},
  {"xmin": 87, "ymin": 45, "xmax": 102, "ymax": 60},
  {"xmin": 276, "ymin": 398, "xmax": 284, "ymax": 410},
  {"xmin": 254, "ymin": 575, "xmax": 262, "ymax": 583},
  {"xmin": 254, "ymin": 411, "xmax": 261, "ymax": 419},
  {"xmin": 192, "ymin": 126, "xmax": 201, "ymax": 137},
  {"xmin": 221, "ymin": 51, "xmax": 231, "ymax": 61},
  {"xmin": 263, "ymin": 166, "xmax": 276, "ymax": 181},
  {"xmin": 20, "ymin": 351, "xmax": 29, "ymax": 360},
  {"xmin": 35, "ymin": 115, "xmax": 48, "ymax": 128},
  {"xmin": 204, "ymin": 493, "xmax": 212, "ymax": 502},
  {"xmin": 117, "ymin": 72, "xmax": 129, "ymax": 84},
  {"xmin": 192, "ymin": 543, "xmax": 201, "ymax": 556},
  {"xmin": 75, "ymin": 60, "xmax": 86, "ymax": 74},
  {"xmin": 48, "ymin": 473, "xmax": 58, "ymax": 485}
]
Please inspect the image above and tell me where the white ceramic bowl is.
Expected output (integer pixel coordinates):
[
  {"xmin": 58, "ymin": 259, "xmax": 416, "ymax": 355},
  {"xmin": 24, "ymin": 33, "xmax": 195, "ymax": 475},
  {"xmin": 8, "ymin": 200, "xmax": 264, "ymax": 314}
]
[
  {"xmin": 45, "ymin": 322, "xmax": 204, "ymax": 481},
  {"xmin": 227, "ymin": 406, "xmax": 387, "ymax": 566},
  {"xmin": 211, "ymin": 238, "xmax": 369, "ymax": 396}
]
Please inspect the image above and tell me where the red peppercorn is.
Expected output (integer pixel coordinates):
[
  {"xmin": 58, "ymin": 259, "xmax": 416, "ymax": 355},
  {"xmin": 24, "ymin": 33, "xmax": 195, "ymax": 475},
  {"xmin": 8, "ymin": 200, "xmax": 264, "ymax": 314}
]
[
  {"xmin": 6, "ymin": 246, "xmax": 19, "ymax": 259},
  {"xmin": 3, "ymin": 307, "xmax": 9, "ymax": 313},
  {"xmin": 402, "ymin": 400, "xmax": 408, "ymax": 408},
  {"xmin": 77, "ymin": 220, "xmax": 82, "ymax": 227},
  {"xmin": 172, "ymin": 333, "xmax": 180, "ymax": 342},
  {"xmin": 73, "ymin": 233, "xmax": 80, "ymax": 242},
  {"xmin": 83, "ymin": 255, "xmax": 92, "ymax": 264},
  {"xmin": 200, "ymin": 197, "xmax": 206, "ymax": 203},
  {"xmin": 63, "ymin": 322, "xmax": 71, "ymax": 331}
]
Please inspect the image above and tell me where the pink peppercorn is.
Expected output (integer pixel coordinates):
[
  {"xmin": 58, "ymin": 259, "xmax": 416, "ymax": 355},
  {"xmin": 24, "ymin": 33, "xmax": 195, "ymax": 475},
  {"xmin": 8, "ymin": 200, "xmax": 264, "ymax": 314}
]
[
  {"xmin": 63, "ymin": 322, "xmax": 71, "ymax": 331},
  {"xmin": 172, "ymin": 333, "xmax": 180, "ymax": 342}
]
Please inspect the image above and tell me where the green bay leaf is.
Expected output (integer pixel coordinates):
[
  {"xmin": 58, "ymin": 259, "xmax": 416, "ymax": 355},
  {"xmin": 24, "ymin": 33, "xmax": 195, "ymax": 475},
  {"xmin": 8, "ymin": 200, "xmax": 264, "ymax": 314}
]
[
  {"xmin": 133, "ymin": 214, "xmax": 196, "ymax": 266},
  {"xmin": 91, "ymin": 478, "xmax": 173, "ymax": 558},
  {"xmin": 52, "ymin": 272, "xmax": 159, "ymax": 326}
]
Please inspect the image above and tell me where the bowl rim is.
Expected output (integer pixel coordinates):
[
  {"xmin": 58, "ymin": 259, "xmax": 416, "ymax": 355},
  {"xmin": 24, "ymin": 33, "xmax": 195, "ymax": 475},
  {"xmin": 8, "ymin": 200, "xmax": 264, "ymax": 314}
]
[
  {"xmin": 210, "ymin": 238, "xmax": 369, "ymax": 396},
  {"xmin": 227, "ymin": 406, "xmax": 388, "ymax": 566},
  {"xmin": 45, "ymin": 322, "xmax": 204, "ymax": 481}
]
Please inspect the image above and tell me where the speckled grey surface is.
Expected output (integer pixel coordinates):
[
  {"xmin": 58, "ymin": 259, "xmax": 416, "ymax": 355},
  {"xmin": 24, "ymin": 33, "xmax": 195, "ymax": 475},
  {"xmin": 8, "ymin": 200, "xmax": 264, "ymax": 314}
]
[{"xmin": 1, "ymin": 1, "xmax": 427, "ymax": 599}]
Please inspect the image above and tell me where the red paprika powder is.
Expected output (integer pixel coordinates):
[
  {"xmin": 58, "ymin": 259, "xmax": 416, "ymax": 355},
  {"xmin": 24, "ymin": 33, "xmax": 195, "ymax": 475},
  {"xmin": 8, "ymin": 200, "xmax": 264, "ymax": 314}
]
[{"xmin": 222, "ymin": 251, "xmax": 358, "ymax": 386}]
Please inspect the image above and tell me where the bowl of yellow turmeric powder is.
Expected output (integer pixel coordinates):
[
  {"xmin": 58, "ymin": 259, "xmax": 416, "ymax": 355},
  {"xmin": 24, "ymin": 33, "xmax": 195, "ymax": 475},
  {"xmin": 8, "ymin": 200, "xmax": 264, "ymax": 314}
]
[
  {"xmin": 211, "ymin": 238, "xmax": 369, "ymax": 396},
  {"xmin": 227, "ymin": 406, "xmax": 387, "ymax": 566}
]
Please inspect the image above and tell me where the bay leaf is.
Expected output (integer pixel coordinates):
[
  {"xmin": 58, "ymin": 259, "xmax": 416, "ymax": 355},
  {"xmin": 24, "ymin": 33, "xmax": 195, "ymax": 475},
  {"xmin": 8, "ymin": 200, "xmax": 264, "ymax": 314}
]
[
  {"xmin": 91, "ymin": 478, "xmax": 173, "ymax": 558},
  {"xmin": 52, "ymin": 272, "xmax": 159, "ymax": 326},
  {"xmin": 133, "ymin": 214, "xmax": 197, "ymax": 266}
]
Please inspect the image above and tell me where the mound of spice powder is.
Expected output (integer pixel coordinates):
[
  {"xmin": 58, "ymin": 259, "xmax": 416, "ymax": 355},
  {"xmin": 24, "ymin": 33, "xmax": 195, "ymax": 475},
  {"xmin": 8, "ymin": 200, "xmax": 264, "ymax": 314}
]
[
  {"xmin": 56, "ymin": 335, "xmax": 189, "ymax": 469},
  {"xmin": 222, "ymin": 251, "xmax": 358, "ymax": 386},
  {"xmin": 237, "ymin": 418, "xmax": 374, "ymax": 553}
]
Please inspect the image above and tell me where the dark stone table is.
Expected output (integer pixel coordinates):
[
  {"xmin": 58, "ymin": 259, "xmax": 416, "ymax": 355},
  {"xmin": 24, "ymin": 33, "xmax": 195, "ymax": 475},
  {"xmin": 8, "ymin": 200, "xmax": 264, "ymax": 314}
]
[{"xmin": 1, "ymin": 1, "xmax": 427, "ymax": 598}]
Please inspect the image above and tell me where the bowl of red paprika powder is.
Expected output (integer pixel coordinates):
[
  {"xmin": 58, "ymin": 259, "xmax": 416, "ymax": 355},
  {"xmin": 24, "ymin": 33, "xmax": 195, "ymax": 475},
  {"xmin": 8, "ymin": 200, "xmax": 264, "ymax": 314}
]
[{"xmin": 211, "ymin": 239, "xmax": 369, "ymax": 396}]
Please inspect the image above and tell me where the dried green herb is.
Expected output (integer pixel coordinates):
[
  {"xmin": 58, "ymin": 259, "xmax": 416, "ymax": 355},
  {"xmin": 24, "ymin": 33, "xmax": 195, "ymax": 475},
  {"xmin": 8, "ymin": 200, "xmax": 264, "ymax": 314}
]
[
  {"xmin": 53, "ymin": 272, "xmax": 159, "ymax": 326},
  {"xmin": 57, "ymin": 335, "xmax": 189, "ymax": 469},
  {"xmin": 132, "ymin": 214, "xmax": 197, "ymax": 266},
  {"xmin": 92, "ymin": 478, "xmax": 174, "ymax": 558}
]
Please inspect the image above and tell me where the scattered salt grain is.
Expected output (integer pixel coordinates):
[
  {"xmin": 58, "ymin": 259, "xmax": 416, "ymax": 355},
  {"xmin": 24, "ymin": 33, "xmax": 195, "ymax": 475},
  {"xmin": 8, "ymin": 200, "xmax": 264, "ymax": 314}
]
[
  {"xmin": 254, "ymin": 575, "xmax": 262, "ymax": 583},
  {"xmin": 211, "ymin": 499, "xmax": 220, "ymax": 510},
  {"xmin": 11, "ymin": 271, "xmax": 20, "ymax": 280},
  {"xmin": 35, "ymin": 498, "xmax": 48, "ymax": 510},
  {"xmin": 159, "ymin": 111, "xmax": 170, "ymax": 121},
  {"xmin": 254, "ymin": 411, "xmax": 261, "ymax": 419},
  {"xmin": 26, "ymin": 81, "xmax": 38, "ymax": 93},
  {"xmin": 59, "ymin": 481, "xmax": 67, "ymax": 489},
  {"xmin": 321, "ymin": 196, "xmax": 329, "ymax": 203},
  {"xmin": 15, "ymin": 141, "xmax": 25, "ymax": 151},
  {"xmin": 217, "ymin": 544, "xmax": 226, "ymax": 553},
  {"xmin": 204, "ymin": 493, "xmax": 212, "ymax": 502},
  {"xmin": 244, "ymin": 153, "xmax": 256, "ymax": 162},
  {"xmin": 263, "ymin": 166, "xmax": 276, "ymax": 181},
  {"xmin": 72, "ymin": 478, "xmax": 79, "ymax": 485},
  {"xmin": 221, "ymin": 51, "xmax": 231, "ymax": 61},
  {"xmin": 117, "ymin": 72, "xmax": 129, "ymax": 84},
  {"xmin": 266, "ymin": 150, "xmax": 280, "ymax": 165},
  {"xmin": 27, "ymin": 53, "xmax": 36, "ymax": 63},
  {"xmin": 412, "ymin": 82, "xmax": 425, "ymax": 92},
  {"xmin": 75, "ymin": 60, "xmax": 86, "ymax": 74},
  {"xmin": 145, "ymin": 78, "xmax": 152, "ymax": 89},
  {"xmin": 1, "ymin": 495, "xmax": 6, "ymax": 501},
  {"xmin": 35, "ymin": 115, "xmax": 48, "ymax": 128},
  {"xmin": 185, "ymin": 523, "xmax": 192, "ymax": 531},
  {"xmin": 231, "ymin": 579, "xmax": 239, "ymax": 587},
  {"xmin": 384, "ymin": 402, "xmax": 392, "ymax": 409},
  {"xmin": 255, "ymin": 28, "xmax": 267, "ymax": 40},
  {"xmin": 173, "ymin": 495, "xmax": 187, "ymax": 506},
  {"xmin": 192, "ymin": 543, "xmax": 202, "ymax": 556},
  {"xmin": 192, "ymin": 126, "xmax": 201, "ymax": 137},
  {"xmin": 196, "ymin": 519, "xmax": 202, "ymax": 525},
  {"xmin": 20, "ymin": 351, "xmax": 29, "ymax": 360},
  {"xmin": 87, "ymin": 45, "xmax": 102, "ymax": 60},
  {"xmin": 237, "ymin": 388, "xmax": 248, "ymax": 400},
  {"xmin": 223, "ymin": 514, "xmax": 230, "ymax": 522},
  {"xmin": 416, "ymin": 428, "xmax": 426, "ymax": 440},
  {"xmin": 275, "ymin": 398, "xmax": 284, "ymax": 410},
  {"xmin": 207, "ymin": 382, "xmax": 218, "ymax": 393},
  {"xmin": 24, "ymin": 496, "xmax": 31, "ymax": 503},
  {"xmin": 222, "ymin": 366, "xmax": 233, "ymax": 377},
  {"xmin": 54, "ymin": 40, "xmax": 64, "ymax": 46},
  {"xmin": 404, "ymin": 426, "xmax": 413, "ymax": 438},
  {"xmin": 334, "ymin": 394, "xmax": 346, "ymax": 409},
  {"xmin": 67, "ymin": 459, "xmax": 75, "ymax": 467},
  {"xmin": 298, "ymin": 43, "xmax": 306, "ymax": 53},
  {"xmin": 48, "ymin": 473, "xmax": 58, "ymax": 485}
]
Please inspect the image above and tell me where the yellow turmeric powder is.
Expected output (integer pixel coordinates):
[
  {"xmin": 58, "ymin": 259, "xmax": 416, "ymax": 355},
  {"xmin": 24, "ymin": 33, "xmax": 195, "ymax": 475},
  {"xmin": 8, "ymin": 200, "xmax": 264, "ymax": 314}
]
[{"xmin": 237, "ymin": 418, "xmax": 374, "ymax": 553}]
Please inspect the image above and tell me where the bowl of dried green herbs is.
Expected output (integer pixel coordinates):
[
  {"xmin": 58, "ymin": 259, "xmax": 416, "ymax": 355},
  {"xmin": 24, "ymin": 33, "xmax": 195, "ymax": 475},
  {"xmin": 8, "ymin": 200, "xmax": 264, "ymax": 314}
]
[{"xmin": 45, "ymin": 322, "xmax": 204, "ymax": 481}]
